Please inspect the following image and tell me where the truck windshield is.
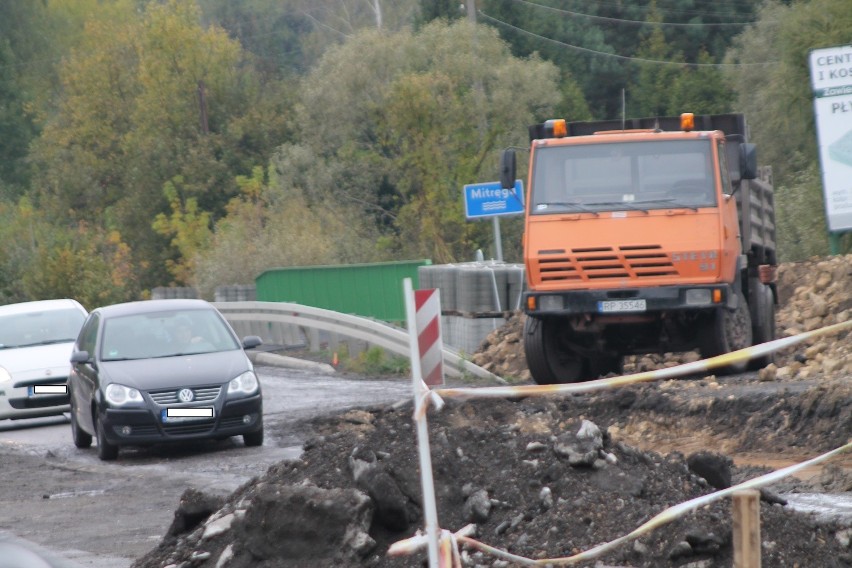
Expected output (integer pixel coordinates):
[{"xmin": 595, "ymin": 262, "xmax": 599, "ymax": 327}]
[{"xmin": 530, "ymin": 139, "xmax": 716, "ymax": 214}]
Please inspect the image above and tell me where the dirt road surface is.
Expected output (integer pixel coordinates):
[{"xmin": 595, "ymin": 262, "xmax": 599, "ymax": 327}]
[{"xmin": 0, "ymin": 366, "xmax": 411, "ymax": 567}]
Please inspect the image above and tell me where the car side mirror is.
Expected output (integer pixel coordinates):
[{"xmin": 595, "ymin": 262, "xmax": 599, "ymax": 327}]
[
  {"xmin": 242, "ymin": 336, "xmax": 263, "ymax": 350},
  {"xmin": 70, "ymin": 350, "xmax": 90, "ymax": 364},
  {"xmin": 500, "ymin": 149, "xmax": 516, "ymax": 190}
]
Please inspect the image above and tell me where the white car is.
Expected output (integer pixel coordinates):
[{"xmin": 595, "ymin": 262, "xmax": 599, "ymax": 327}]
[{"xmin": 0, "ymin": 299, "xmax": 88, "ymax": 420}]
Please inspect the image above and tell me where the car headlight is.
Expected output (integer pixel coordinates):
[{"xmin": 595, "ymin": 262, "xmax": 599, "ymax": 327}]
[
  {"xmin": 105, "ymin": 383, "xmax": 144, "ymax": 406},
  {"xmin": 228, "ymin": 371, "xmax": 259, "ymax": 397},
  {"xmin": 0, "ymin": 366, "xmax": 11, "ymax": 383}
]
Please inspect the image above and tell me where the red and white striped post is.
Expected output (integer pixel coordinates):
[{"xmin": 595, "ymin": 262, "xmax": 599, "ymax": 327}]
[{"xmin": 403, "ymin": 278, "xmax": 443, "ymax": 568}]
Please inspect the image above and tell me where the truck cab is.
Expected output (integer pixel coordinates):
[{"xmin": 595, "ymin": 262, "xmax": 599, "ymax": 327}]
[{"xmin": 503, "ymin": 114, "xmax": 777, "ymax": 384}]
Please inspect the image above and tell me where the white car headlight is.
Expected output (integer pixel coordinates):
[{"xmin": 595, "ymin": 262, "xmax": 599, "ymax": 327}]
[
  {"xmin": 228, "ymin": 371, "xmax": 259, "ymax": 397},
  {"xmin": 105, "ymin": 383, "xmax": 144, "ymax": 406},
  {"xmin": 0, "ymin": 367, "xmax": 11, "ymax": 383}
]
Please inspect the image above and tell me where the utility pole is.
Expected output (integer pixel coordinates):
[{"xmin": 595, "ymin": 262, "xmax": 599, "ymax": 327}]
[
  {"xmin": 373, "ymin": 0, "xmax": 382, "ymax": 30},
  {"xmin": 464, "ymin": 0, "xmax": 502, "ymax": 260}
]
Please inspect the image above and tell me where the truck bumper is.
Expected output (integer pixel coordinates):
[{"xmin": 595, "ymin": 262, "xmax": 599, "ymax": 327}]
[{"xmin": 523, "ymin": 284, "xmax": 737, "ymax": 317}]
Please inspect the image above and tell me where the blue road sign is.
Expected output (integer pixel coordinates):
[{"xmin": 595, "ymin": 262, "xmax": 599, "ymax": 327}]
[{"xmin": 463, "ymin": 180, "xmax": 525, "ymax": 219}]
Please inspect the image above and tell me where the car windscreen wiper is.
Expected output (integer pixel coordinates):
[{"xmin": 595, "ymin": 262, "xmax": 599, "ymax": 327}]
[{"xmin": 536, "ymin": 202, "xmax": 600, "ymax": 216}]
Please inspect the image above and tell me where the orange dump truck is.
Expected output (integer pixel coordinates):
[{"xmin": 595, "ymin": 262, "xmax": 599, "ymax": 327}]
[{"xmin": 500, "ymin": 113, "xmax": 777, "ymax": 384}]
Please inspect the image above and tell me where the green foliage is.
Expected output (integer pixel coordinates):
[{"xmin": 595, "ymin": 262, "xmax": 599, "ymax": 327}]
[
  {"xmin": 191, "ymin": 165, "xmax": 365, "ymax": 298},
  {"xmin": 726, "ymin": 0, "xmax": 852, "ymax": 257},
  {"xmin": 774, "ymin": 164, "xmax": 831, "ymax": 262},
  {"xmin": 28, "ymin": 0, "xmax": 294, "ymax": 292},
  {"xmin": 0, "ymin": 198, "xmax": 135, "ymax": 307},
  {"xmin": 152, "ymin": 176, "xmax": 213, "ymax": 285},
  {"xmin": 344, "ymin": 346, "xmax": 410, "ymax": 376},
  {"xmin": 471, "ymin": 0, "xmax": 759, "ymax": 118},
  {"xmin": 285, "ymin": 20, "xmax": 562, "ymax": 263}
]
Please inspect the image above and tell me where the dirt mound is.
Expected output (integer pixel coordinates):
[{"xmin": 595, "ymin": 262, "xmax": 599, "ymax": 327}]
[
  {"xmin": 131, "ymin": 256, "xmax": 852, "ymax": 568},
  {"xmin": 132, "ymin": 397, "xmax": 851, "ymax": 568}
]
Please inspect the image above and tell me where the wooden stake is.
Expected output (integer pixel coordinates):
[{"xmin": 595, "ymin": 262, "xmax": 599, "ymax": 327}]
[{"xmin": 733, "ymin": 489, "xmax": 761, "ymax": 568}]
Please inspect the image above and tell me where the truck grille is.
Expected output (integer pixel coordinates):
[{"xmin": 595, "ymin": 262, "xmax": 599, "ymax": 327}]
[{"xmin": 536, "ymin": 245, "xmax": 677, "ymax": 282}]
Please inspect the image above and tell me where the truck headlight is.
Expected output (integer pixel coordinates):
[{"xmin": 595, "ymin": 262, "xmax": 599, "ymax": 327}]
[
  {"xmin": 539, "ymin": 295, "xmax": 564, "ymax": 311},
  {"xmin": 0, "ymin": 367, "xmax": 11, "ymax": 383},
  {"xmin": 685, "ymin": 289, "xmax": 712, "ymax": 306}
]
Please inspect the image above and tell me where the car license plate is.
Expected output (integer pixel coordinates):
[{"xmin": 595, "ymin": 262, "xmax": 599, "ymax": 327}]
[
  {"xmin": 161, "ymin": 407, "xmax": 214, "ymax": 423},
  {"xmin": 597, "ymin": 299, "xmax": 647, "ymax": 313}
]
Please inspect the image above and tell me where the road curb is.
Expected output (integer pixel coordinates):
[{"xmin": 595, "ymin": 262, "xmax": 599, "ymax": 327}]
[{"xmin": 248, "ymin": 351, "xmax": 336, "ymax": 373}]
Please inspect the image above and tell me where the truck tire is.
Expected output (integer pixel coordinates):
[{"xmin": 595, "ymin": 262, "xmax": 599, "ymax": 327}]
[
  {"xmin": 523, "ymin": 316, "xmax": 584, "ymax": 384},
  {"xmin": 588, "ymin": 355, "xmax": 623, "ymax": 378},
  {"xmin": 748, "ymin": 282, "xmax": 776, "ymax": 370},
  {"xmin": 699, "ymin": 289, "xmax": 753, "ymax": 373}
]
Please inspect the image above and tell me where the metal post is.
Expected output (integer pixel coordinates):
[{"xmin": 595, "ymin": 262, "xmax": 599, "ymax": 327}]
[
  {"xmin": 403, "ymin": 279, "xmax": 440, "ymax": 568},
  {"xmin": 492, "ymin": 217, "xmax": 503, "ymax": 262},
  {"xmin": 828, "ymin": 232, "xmax": 840, "ymax": 255}
]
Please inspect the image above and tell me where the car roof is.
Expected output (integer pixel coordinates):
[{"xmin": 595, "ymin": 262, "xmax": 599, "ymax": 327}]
[
  {"xmin": 0, "ymin": 298, "xmax": 87, "ymax": 316},
  {"xmin": 93, "ymin": 299, "xmax": 217, "ymax": 319}
]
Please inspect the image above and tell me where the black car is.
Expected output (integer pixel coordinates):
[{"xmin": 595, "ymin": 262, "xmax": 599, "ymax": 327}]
[{"xmin": 68, "ymin": 299, "xmax": 263, "ymax": 460}]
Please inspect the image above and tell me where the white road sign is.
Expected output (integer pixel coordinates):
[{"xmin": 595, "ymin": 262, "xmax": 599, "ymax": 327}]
[{"xmin": 809, "ymin": 44, "xmax": 852, "ymax": 232}]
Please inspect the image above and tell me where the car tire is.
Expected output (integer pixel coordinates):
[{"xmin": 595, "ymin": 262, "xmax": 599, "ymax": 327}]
[
  {"xmin": 243, "ymin": 427, "xmax": 263, "ymax": 447},
  {"xmin": 96, "ymin": 414, "xmax": 119, "ymax": 461},
  {"xmin": 70, "ymin": 407, "xmax": 92, "ymax": 449}
]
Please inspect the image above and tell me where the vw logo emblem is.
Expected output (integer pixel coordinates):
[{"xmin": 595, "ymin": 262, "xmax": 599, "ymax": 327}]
[{"xmin": 177, "ymin": 388, "xmax": 195, "ymax": 403}]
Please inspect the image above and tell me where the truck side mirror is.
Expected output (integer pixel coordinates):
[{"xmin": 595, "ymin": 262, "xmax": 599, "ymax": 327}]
[
  {"xmin": 740, "ymin": 143, "xmax": 757, "ymax": 180},
  {"xmin": 500, "ymin": 149, "xmax": 516, "ymax": 190}
]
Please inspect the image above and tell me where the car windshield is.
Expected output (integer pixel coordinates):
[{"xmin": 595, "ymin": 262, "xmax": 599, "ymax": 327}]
[
  {"xmin": 530, "ymin": 139, "xmax": 716, "ymax": 214},
  {"xmin": 0, "ymin": 308, "xmax": 85, "ymax": 349},
  {"xmin": 100, "ymin": 308, "xmax": 240, "ymax": 361}
]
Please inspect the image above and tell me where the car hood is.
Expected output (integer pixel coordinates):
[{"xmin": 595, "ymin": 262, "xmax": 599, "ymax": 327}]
[
  {"xmin": 99, "ymin": 350, "xmax": 251, "ymax": 390},
  {"xmin": 0, "ymin": 343, "xmax": 75, "ymax": 379}
]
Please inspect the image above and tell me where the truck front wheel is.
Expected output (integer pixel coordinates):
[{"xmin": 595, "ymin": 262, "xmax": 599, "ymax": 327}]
[
  {"xmin": 699, "ymin": 290, "xmax": 753, "ymax": 373},
  {"xmin": 523, "ymin": 316, "xmax": 584, "ymax": 384},
  {"xmin": 748, "ymin": 282, "xmax": 776, "ymax": 370}
]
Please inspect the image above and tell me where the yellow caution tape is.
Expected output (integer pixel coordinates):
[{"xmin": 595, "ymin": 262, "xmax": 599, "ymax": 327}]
[{"xmin": 436, "ymin": 320, "xmax": 851, "ymax": 400}]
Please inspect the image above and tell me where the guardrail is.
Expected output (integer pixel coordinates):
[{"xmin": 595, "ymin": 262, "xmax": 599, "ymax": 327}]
[{"xmin": 212, "ymin": 301, "xmax": 505, "ymax": 383}]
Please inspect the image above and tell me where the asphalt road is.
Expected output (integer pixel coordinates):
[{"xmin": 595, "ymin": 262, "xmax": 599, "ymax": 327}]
[{"xmin": 0, "ymin": 365, "xmax": 412, "ymax": 567}]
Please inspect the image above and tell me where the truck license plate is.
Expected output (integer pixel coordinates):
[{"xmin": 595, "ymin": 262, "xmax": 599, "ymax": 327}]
[{"xmin": 598, "ymin": 299, "xmax": 646, "ymax": 313}]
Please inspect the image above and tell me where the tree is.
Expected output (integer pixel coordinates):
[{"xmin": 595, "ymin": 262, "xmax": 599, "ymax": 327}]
[
  {"xmin": 30, "ymin": 0, "xmax": 295, "ymax": 290},
  {"xmin": 192, "ymin": 166, "xmax": 364, "ymax": 298},
  {"xmin": 0, "ymin": 197, "xmax": 134, "ymax": 307},
  {"xmin": 276, "ymin": 20, "xmax": 566, "ymax": 263},
  {"xmin": 725, "ymin": 0, "xmax": 852, "ymax": 257}
]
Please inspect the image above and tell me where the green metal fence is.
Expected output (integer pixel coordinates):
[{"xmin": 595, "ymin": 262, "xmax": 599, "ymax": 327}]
[{"xmin": 255, "ymin": 260, "xmax": 431, "ymax": 322}]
